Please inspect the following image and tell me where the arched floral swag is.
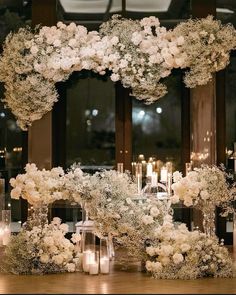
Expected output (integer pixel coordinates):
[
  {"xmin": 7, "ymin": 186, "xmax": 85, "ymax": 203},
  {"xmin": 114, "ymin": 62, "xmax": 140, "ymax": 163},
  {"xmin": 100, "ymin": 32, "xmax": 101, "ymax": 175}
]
[{"xmin": 0, "ymin": 15, "xmax": 235, "ymax": 130}]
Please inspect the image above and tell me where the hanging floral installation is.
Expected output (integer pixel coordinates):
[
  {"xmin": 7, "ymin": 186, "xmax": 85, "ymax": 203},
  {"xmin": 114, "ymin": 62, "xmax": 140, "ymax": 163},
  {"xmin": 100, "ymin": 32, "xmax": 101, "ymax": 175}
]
[
  {"xmin": 3, "ymin": 163, "xmax": 235, "ymax": 279},
  {"xmin": 0, "ymin": 15, "xmax": 235, "ymax": 129}
]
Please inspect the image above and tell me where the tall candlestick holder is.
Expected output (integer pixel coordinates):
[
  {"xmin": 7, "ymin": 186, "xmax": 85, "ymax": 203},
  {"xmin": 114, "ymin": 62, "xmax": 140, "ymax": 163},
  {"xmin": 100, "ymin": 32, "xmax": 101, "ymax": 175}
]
[
  {"xmin": 135, "ymin": 163, "xmax": 143, "ymax": 195},
  {"xmin": 117, "ymin": 163, "xmax": 124, "ymax": 173},
  {"xmin": 185, "ymin": 162, "xmax": 193, "ymax": 175}
]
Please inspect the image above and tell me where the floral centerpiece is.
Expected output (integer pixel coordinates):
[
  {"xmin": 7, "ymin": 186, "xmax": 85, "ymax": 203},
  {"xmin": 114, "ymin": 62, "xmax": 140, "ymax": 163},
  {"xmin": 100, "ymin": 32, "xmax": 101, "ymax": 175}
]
[
  {"xmin": 6, "ymin": 163, "xmax": 235, "ymax": 278},
  {"xmin": 9, "ymin": 163, "xmax": 68, "ymax": 227},
  {"xmin": 83, "ymin": 169, "xmax": 172, "ymax": 260},
  {"xmin": 1, "ymin": 217, "xmax": 82, "ymax": 274},
  {"xmin": 146, "ymin": 219, "xmax": 233, "ymax": 279},
  {"xmin": 170, "ymin": 165, "xmax": 234, "ymax": 236}
]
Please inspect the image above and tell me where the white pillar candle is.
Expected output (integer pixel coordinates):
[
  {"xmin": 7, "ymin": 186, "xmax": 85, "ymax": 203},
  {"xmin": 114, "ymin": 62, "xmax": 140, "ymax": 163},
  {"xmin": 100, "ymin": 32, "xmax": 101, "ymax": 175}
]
[
  {"xmin": 136, "ymin": 174, "xmax": 142, "ymax": 194},
  {"xmin": 0, "ymin": 228, "xmax": 4, "ymax": 246},
  {"xmin": 82, "ymin": 250, "xmax": 95, "ymax": 273},
  {"xmin": 100, "ymin": 257, "xmax": 110, "ymax": 274},
  {"xmin": 89, "ymin": 262, "xmax": 99, "ymax": 275},
  {"xmin": 167, "ymin": 173, "xmax": 172, "ymax": 196},
  {"xmin": 160, "ymin": 166, "xmax": 167, "ymax": 183},
  {"xmin": 2, "ymin": 226, "xmax": 10, "ymax": 246},
  {"xmin": 146, "ymin": 163, "xmax": 153, "ymax": 177},
  {"xmin": 151, "ymin": 172, "xmax": 157, "ymax": 187}
]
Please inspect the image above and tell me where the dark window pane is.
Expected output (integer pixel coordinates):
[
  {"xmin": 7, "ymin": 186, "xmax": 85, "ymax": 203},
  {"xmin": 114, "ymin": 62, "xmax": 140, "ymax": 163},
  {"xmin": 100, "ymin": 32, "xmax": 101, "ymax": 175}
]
[
  {"xmin": 66, "ymin": 73, "xmax": 116, "ymax": 172},
  {"xmin": 132, "ymin": 72, "xmax": 182, "ymax": 171},
  {"xmin": 0, "ymin": 1, "xmax": 31, "ymax": 230},
  {"xmin": 216, "ymin": 0, "xmax": 236, "ymax": 26},
  {"xmin": 225, "ymin": 57, "xmax": 236, "ymax": 154}
]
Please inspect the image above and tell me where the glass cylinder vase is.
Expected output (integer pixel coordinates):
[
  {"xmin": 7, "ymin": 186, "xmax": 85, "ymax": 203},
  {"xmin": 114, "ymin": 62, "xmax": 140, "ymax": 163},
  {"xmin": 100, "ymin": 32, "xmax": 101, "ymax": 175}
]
[
  {"xmin": 202, "ymin": 205, "xmax": 216, "ymax": 237},
  {"xmin": 100, "ymin": 237, "xmax": 110, "ymax": 274}
]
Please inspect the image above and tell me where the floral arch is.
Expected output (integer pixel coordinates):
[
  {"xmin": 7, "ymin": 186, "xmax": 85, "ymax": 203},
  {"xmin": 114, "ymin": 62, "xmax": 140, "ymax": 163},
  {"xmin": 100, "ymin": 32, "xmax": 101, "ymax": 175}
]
[{"xmin": 0, "ymin": 15, "xmax": 235, "ymax": 130}]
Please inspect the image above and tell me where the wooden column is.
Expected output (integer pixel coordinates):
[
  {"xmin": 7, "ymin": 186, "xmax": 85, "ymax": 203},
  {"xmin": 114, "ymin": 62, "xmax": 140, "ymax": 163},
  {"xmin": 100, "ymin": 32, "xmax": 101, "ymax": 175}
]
[
  {"xmin": 191, "ymin": 0, "xmax": 217, "ymax": 230},
  {"xmin": 28, "ymin": 0, "xmax": 57, "ymax": 169},
  {"xmin": 115, "ymin": 83, "xmax": 132, "ymax": 172}
]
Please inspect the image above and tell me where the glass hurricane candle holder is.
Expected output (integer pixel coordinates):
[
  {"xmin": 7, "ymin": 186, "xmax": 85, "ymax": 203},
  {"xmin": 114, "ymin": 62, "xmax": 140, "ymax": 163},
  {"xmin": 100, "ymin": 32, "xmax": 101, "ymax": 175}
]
[
  {"xmin": 82, "ymin": 228, "xmax": 96, "ymax": 272},
  {"xmin": 2, "ymin": 210, "xmax": 11, "ymax": 225},
  {"xmin": 100, "ymin": 237, "xmax": 110, "ymax": 274}
]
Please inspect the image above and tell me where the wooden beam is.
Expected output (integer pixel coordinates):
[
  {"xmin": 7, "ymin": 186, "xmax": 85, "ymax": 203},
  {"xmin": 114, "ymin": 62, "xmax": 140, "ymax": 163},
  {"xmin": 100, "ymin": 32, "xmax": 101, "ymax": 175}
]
[
  {"xmin": 192, "ymin": 0, "xmax": 216, "ymax": 18},
  {"xmin": 29, "ymin": 0, "xmax": 57, "ymax": 170}
]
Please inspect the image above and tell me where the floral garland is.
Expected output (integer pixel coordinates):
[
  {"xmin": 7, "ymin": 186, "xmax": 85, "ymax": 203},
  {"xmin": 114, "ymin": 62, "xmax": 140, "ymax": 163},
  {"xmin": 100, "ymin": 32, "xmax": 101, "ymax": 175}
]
[
  {"xmin": 0, "ymin": 16, "xmax": 235, "ymax": 129},
  {"xmin": 5, "ymin": 163, "xmax": 235, "ymax": 278}
]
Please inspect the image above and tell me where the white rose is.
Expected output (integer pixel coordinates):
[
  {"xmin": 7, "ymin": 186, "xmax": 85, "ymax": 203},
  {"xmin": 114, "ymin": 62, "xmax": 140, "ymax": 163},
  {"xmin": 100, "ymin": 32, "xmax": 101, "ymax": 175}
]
[
  {"xmin": 180, "ymin": 243, "xmax": 191, "ymax": 253},
  {"xmin": 142, "ymin": 215, "xmax": 154, "ymax": 225},
  {"xmin": 10, "ymin": 187, "xmax": 21, "ymax": 199},
  {"xmin": 150, "ymin": 207, "xmax": 160, "ymax": 217},
  {"xmin": 53, "ymin": 39, "xmax": 61, "ymax": 47},
  {"xmin": 159, "ymin": 256, "xmax": 170, "ymax": 266},
  {"xmin": 66, "ymin": 263, "xmax": 76, "ymax": 272},
  {"xmin": 173, "ymin": 253, "xmax": 184, "ymax": 264},
  {"xmin": 40, "ymin": 254, "xmax": 50, "ymax": 264},
  {"xmin": 59, "ymin": 223, "xmax": 69, "ymax": 233},
  {"xmin": 68, "ymin": 38, "xmax": 77, "ymax": 47},
  {"xmin": 173, "ymin": 171, "xmax": 182, "ymax": 183},
  {"xmin": 146, "ymin": 246, "xmax": 156, "ymax": 256},
  {"xmin": 200, "ymin": 190, "xmax": 209, "ymax": 200},
  {"xmin": 44, "ymin": 236, "xmax": 54, "ymax": 247},
  {"xmin": 110, "ymin": 73, "xmax": 120, "ymax": 82},
  {"xmin": 52, "ymin": 217, "xmax": 61, "ymax": 226},
  {"xmin": 30, "ymin": 45, "xmax": 39, "ymax": 56},
  {"xmin": 71, "ymin": 233, "xmax": 81, "ymax": 244},
  {"xmin": 170, "ymin": 195, "xmax": 180, "ymax": 204},
  {"xmin": 52, "ymin": 254, "xmax": 64, "ymax": 265},
  {"xmin": 169, "ymin": 45, "xmax": 179, "ymax": 55},
  {"xmin": 183, "ymin": 196, "xmax": 193, "ymax": 207},
  {"xmin": 145, "ymin": 260, "xmax": 153, "ymax": 272},
  {"xmin": 176, "ymin": 36, "xmax": 185, "ymax": 46}
]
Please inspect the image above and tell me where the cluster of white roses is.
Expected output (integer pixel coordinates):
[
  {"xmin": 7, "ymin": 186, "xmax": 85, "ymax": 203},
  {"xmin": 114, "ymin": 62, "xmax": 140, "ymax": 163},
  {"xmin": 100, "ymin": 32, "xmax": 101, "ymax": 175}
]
[
  {"xmin": 1, "ymin": 15, "xmax": 235, "ymax": 129},
  {"xmin": 10, "ymin": 163, "xmax": 67, "ymax": 206},
  {"xmin": 170, "ymin": 166, "xmax": 233, "ymax": 212},
  {"xmin": 3, "ymin": 217, "xmax": 82, "ymax": 274},
  {"xmin": 146, "ymin": 218, "xmax": 233, "ymax": 279},
  {"xmin": 26, "ymin": 217, "xmax": 81, "ymax": 273}
]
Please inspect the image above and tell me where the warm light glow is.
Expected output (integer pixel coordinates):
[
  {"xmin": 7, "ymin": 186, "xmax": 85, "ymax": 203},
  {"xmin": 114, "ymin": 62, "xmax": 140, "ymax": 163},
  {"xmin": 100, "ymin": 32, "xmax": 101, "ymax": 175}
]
[{"xmin": 156, "ymin": 107, "xmax": 162, "ymax": 114}]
